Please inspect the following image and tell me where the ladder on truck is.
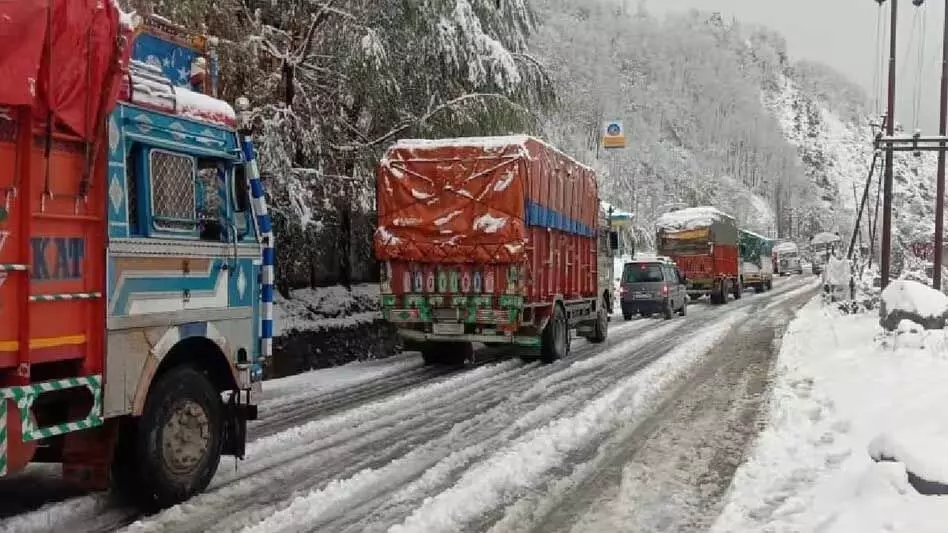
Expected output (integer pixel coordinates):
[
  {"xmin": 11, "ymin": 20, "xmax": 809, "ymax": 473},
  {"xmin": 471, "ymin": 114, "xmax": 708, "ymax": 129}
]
[{"xmin": 0, "ymin": 106, "xmax": 104, "ymax": 477}]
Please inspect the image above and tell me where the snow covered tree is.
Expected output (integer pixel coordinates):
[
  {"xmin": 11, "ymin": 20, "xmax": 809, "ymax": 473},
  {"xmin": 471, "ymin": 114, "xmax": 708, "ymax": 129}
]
[{"xmin": 125, "ymin": 0, "xmax": 553, "ymax": 291}]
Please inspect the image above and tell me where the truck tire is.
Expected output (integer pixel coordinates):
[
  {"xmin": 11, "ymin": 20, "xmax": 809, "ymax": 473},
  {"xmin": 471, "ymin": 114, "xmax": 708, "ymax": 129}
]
[
  {"xmin": 588, "ymin": 298, "xmax": 609, "ymax": 344},
  {"xmin": 679, "ymin": 297, "xmax": 688, "ymax": 316},
  {"xmin": 733, "ymin": 279, "xmax": 743, "ymax": 300},
  {"xmin": 116, "ymin": 365, "xmax": 223, "ymax": 509},
  {"xmin": 541, "ymin": 304, "xmax": 569, "ymax": 364},
  {"xmin": 622, "ymin": 312, "xmax": 633, "ymax": 321},
  {"xmin": 662, "ymin": 301, "xmax": 674, "ymax": 320}
]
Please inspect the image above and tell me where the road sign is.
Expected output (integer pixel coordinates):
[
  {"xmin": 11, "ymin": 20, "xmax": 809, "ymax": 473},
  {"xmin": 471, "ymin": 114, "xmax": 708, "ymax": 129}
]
[{"xmin": 602, "ymin": 120, "xmax": 626, "ymax": 149}]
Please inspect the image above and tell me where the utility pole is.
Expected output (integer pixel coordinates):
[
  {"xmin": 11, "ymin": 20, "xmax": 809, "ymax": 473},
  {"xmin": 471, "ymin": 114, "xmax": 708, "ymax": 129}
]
[
  {"xmin": 880, "ymin": 0, "xmax": 898, "ymax": 288},
  {"xmin": 934, "ymin": 0, "xmax": 948, "ymax": 289}
]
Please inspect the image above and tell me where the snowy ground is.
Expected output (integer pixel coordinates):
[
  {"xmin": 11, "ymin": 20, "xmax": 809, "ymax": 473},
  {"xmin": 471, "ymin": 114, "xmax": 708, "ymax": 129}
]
[
  {"xmin": 275, "ymin": 284, "xmax": 381, "ymax": 336},
  {"xmin": 712, "ymin": 292, "xmax": 948, "ymax": 533},
  {"xmin": 0, "ymin": 275, "xmax": 818, "ymax": 533}
]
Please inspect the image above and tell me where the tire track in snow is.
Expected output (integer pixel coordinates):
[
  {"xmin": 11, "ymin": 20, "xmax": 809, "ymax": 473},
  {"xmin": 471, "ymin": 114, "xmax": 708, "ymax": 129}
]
[
  {"xmin": 121, "ymin": 319, "xmax": 682, "ymax": 533},
  {"xmin": 0, "ymin": 276, "xmax": 815, "ymax": 533}
]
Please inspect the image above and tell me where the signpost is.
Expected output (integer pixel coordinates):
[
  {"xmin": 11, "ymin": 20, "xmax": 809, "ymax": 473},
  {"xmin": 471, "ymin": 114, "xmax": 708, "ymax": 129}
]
[{"xmin": 602, "ymin": 120, "xmax": 626, "ymax": 149}]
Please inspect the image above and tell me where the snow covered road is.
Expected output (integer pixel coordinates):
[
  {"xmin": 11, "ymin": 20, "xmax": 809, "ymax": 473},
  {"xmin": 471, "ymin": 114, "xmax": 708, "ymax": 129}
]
[{"xmin": 0, "ymin": 276, "xmax": 818, "ymax": 533}]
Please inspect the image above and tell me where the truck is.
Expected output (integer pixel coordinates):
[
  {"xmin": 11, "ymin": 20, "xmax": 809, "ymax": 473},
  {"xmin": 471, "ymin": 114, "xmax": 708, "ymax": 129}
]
[
  {"xmin": 0, "ymin": 6, "xmax": 272, "ymax": 508},
  {"xmin": 738, "ymin": 229, "xmax": 774, "ymax": 293},
  {"xmin": 773, "ymin": 240, "xmax": 803, "ymax": 275},
  {"xmin": 656, "ymin": 206, "xmax": 741, "ymax": 305},
  {"xmin": 374, "ymin": 136, "xmax": 618, "ymax": 364},
  {"xmin": 810, "ymin": 232, "xmax": 842, "ymax": 275}
]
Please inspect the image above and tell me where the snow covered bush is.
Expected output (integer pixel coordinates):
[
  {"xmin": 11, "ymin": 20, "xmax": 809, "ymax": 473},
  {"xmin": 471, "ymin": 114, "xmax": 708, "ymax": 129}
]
[{"xmin": 879, "ymin": 279, "xmax": 948, "ymax": 331}]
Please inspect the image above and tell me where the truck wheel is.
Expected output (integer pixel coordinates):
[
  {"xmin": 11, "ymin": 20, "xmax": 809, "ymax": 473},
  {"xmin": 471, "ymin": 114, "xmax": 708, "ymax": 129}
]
[
  {"xmin": 117, "ymin": 365, "xmax": 223, "ymax": 509},
  {"xmin": 588, "ymin": 298, "xmax": 609, "ymax": 344},
  {"xmin": 622, "ymin": 312, "xmax": 633, "ymax": 321},
  {"xmin": 662, "ymin": 301, "xmax": 674, "ymax": 320},
  {"xmin": 733, "ymin": 279, "xmax": 743, "ymax": 300},
  {"xmin": 541, "ymin": 305, "xmax": 568, "ymax": 364},
  {"xmin": 679, "ymin": 298, "xmax": 688, "ymax": 316}
]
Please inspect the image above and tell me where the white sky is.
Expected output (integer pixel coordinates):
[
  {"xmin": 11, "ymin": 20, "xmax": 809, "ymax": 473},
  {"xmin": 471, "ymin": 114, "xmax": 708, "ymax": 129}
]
[{"xmin": 634, "ymin": 0, "xmax": 945, "ymax": 131}]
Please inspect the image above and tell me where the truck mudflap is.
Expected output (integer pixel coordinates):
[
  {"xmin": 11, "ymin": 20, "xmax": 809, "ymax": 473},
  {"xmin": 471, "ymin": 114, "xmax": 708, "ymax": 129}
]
[{"xmin": 0, "ymin": 375, "xmax": 103, "ymax": 476}]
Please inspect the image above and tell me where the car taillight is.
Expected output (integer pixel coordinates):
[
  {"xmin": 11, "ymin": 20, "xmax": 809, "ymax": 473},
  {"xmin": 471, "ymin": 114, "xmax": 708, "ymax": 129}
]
[
  {"xmin": 661, "ymin": 284, "xmax": 669, "ymax": 296},
  {"xmin": 620, "ymin": 286, "xmax": 629, "ymax": 295}
]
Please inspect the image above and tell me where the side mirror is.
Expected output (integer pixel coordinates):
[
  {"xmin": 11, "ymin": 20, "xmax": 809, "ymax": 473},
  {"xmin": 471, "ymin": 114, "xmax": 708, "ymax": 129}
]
[{"xmin": 609, "ymin": 231, "xmax": 619, "ymax": 251}]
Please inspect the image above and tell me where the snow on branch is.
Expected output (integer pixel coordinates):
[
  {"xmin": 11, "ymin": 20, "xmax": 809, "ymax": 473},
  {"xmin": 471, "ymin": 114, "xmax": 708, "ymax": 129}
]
[{"xmin": 329, "ymin": 92, "xmax": 533, "ymax": 153}]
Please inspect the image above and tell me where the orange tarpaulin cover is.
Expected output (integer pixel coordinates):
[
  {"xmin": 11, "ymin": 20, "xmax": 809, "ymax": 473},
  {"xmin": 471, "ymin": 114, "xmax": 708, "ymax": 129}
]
[
  {"xmin": 0, "ymin": 0, "xmax": 132, "ymax": 140},
  {"xmin": 375, "ymin": 136, "xmax": 598, "ymax": 264}
]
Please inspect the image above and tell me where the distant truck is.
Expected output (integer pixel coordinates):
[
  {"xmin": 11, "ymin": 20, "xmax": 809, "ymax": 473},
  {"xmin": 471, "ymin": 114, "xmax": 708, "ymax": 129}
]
[
  {"xmin": 739, "ymin": 229, "xmax": 774, "ymax": 292},
  {"xmin": 810, "ymin": 232, "xmax": 842, "ymax": 275},
  {"xmin": 374, "ymin": 136, "xmax": 618, "ymax": 364},
  {"xmin": 773, "ymin": 240, "xmax": 803, "ymax": 275},
  {"xmin": 656, "ymin": 207, "xmax": 741, "ymax": 305}
]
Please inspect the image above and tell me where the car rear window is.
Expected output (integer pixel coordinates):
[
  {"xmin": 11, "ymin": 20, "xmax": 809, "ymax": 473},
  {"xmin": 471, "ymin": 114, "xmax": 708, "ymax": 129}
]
[{"xmin": 622, "ymin": 263, "xmax": 664, "ymax": 283}]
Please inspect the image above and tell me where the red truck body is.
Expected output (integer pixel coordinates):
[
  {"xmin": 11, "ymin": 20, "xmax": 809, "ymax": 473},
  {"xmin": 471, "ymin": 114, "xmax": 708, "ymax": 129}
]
[
  {"xmin": 375, "ymin": 136, "xmax": 613, "ymax": 359},
  {"xmin": 656, "ymin": 207, "xmax": 741, "ymax": 304}
]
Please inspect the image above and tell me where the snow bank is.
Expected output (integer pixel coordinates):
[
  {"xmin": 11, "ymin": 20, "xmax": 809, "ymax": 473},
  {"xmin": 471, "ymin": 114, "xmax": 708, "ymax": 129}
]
[
  {"xmin": 655, "ymin": 206, "xmax": 733, "ymax": 231},
  {"xmin": 274, "ymin": 284, "xmax": 380, "ymax": 336},
  {"xmin": 711, "ymin": 298, "xmax": 948, "ymax": 533},
  {"xmin": 869, "ymin": 431, "xmax": 948, "ymax": 489},
  {"xmin": 881, "ymin": 279, "xmax": 948, "ymax": 321}
]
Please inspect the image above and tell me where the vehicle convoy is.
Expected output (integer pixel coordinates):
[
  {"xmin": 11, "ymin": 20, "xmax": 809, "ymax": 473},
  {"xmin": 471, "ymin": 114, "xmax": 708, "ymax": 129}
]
[
  {"xmin": 810, "ymin": 232, "xmax": 842, "ymax": 275},
  {"xmin": 656, "ymin": 206, "xmax": 741, "ymax": 305},
  {"xmin": 738, "ymin": 229, "xmax": 774, "ymax": 293},
  {"xmin": 773, "ymin": 240, "xmax": 803, "ymax": 275},
  {"xmin": 374, "ymin": 136, "xmax": 618, "ymax": 365},
  {"xmin": 618, "ymin": 257, "xmax": 688, "ymax": 320},
  {"xmin": 0, "ymin": 6, "xmax": 272, "ymax": 508}
]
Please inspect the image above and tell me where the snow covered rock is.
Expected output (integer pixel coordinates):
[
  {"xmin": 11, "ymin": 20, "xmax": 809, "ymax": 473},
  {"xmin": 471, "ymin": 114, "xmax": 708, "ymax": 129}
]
[
  {"xmin": 869, "ymin": 431, "xmax": 948, "ymax": 495},
  {"xmin": 879, "ymin": 280, "xmax": 948, "ymax": 331}
]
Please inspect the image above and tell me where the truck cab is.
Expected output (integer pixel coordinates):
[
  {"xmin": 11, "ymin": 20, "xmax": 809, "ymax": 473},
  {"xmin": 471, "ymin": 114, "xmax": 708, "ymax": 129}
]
[{"xmin": 0, "ymin": 7, "xmax": 274, "ymax": 508}]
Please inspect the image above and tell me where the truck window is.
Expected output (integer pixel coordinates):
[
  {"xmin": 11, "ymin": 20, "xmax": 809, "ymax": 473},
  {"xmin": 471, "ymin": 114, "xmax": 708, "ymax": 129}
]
[
  {"xmin": 150, "ymin": 149, "xmax": 197, "ymax": 232},
  {"xmin": 197, "ymin": 161, "xmax": 226, "ymax": 241},
  {"xmin": 623, "ymin": 263, "xmax": 664, "ymax": 283}
]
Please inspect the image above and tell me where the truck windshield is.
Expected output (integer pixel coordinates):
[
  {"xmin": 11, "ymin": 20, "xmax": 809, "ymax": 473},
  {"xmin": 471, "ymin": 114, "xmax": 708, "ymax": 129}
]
[{"xmin": 623, "ymin": 263, "xmax": 664, "ymax": 283}]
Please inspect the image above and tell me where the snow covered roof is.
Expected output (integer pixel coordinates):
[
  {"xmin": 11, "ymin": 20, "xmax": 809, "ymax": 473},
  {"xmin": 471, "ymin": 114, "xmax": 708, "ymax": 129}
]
[
  {"xmin": 811, "ymin": 232, "xmax": 841, "ymax": 245},
  {"xmin": 601, "ymin": 200, "xmax": 633, "ymax": 220},
  {"xmin": 773, "ymin": 241, "xmax": 799, "ymax": 253},
  {"xmin": 740, "ymin": 228, "xmax": 771, "ymax": 241},
  {"xmin": 655, "ymin": 206, "xmax": 734, "ymax": 231}
]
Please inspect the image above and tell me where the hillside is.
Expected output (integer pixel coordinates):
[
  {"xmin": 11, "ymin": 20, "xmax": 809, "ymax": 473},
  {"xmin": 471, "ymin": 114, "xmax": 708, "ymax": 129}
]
[{"xmin": 530, "ymin": 1, "xmax": 937, "ymax": 267}]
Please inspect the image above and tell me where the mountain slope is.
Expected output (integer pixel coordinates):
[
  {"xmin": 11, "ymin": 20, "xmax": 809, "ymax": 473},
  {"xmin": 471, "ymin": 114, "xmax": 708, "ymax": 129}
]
[{"xmin": 531, "ymin": 1, "xmax": 936, "ymax": 268}]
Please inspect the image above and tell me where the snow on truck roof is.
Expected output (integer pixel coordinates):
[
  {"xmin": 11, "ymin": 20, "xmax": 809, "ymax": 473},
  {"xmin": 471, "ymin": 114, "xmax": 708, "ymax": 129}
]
[
  {"xmin": 740, "ymin": 228, "xmax": 771, "ymax": 241},
  {"xmin": 811, "ymin": 232, "xmax": 842, "ymax": 244},
  {"xmin": 388, "ymin": 135, "xmax": 595, "ymax": 172},
  {"xmin": 655, "ymin": 206, "xmax": 734, "ymax": 231},
  {"xmin": 773, "ymin": 241, "xmax": 799, "ymax": 252}
]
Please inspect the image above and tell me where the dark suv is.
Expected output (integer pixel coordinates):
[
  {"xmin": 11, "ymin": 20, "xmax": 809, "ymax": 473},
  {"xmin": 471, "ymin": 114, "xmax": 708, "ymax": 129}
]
[{"xmin": 619, "ymin": 259, "xmax": 688, "ymax": 320}]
